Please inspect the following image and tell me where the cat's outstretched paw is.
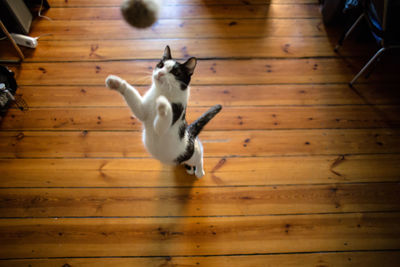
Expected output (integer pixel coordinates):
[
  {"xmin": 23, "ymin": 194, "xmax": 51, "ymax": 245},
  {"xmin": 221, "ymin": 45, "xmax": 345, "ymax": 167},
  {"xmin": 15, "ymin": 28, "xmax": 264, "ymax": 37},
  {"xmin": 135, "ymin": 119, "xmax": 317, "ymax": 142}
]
[
  {"xmin": 106, "ymin": 75, "xmax": 125, "ymax": 93},
  {"xmin": 156, "ymin": 95, "xmax": 170, "ymax": 117}
]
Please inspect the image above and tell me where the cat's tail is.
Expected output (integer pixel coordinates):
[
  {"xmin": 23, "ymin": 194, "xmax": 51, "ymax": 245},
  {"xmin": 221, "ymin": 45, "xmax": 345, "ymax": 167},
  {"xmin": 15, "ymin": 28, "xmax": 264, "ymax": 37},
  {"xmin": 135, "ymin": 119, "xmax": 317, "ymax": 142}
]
[{"xmin": 188, "ymin": 104, "xmax": 222, "ymax": 137}]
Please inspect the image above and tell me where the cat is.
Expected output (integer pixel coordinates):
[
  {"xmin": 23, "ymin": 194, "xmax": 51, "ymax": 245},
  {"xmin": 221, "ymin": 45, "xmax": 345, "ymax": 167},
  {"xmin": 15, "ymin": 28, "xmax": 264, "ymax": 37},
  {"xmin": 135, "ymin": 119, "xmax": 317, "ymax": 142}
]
[{"xmin": 105, "ymin": 45, "xmax": 222, "ymax": 178}]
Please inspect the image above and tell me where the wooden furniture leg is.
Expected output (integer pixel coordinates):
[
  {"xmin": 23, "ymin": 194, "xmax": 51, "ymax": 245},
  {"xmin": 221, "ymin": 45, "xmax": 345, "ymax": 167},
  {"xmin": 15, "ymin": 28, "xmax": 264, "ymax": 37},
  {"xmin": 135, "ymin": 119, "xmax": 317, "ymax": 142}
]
[{"xmin": 0, "ymin": 20, "xmax": 25, "ymax": 61}]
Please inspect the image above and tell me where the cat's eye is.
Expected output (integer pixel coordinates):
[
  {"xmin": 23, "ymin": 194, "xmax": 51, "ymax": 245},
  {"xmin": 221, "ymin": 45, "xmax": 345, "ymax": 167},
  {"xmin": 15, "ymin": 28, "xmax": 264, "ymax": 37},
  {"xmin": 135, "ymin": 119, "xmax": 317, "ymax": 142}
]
[{"xmin": 157, "ymin": 61, "xmax": 164, "ymax": 69}]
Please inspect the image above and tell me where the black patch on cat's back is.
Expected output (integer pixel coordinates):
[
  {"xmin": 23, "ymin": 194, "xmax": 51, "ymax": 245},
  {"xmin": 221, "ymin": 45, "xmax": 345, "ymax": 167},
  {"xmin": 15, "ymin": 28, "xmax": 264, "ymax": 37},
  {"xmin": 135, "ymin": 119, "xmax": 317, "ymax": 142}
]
[
  {"xmin": 179, "ymin": 122, "xmax": 187, "ymax": 140},
  {"xmin": 174, "ymin": 105, "xmax": 222, "ymax": 165},
  {"xmin": 171, "ymin": 103, "xmax": 184, "ymax": 126},
  {"xmin": 175, "ymin": 137, "xmax": 195, "ymax": 164}
]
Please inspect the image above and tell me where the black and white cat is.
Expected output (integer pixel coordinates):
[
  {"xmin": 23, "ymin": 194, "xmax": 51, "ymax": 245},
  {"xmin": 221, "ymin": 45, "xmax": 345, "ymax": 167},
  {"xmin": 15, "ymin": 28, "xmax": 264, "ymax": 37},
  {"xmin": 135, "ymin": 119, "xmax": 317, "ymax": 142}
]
[{"xmin": 105, "ymin": 46, "xmax": 222, "ymax": 178}]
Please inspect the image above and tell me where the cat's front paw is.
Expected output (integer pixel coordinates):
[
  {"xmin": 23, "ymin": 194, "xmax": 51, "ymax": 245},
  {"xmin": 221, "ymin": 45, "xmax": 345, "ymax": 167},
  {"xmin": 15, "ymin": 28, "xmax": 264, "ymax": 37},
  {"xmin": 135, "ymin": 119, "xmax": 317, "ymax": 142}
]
[
  {"xmin": 156, "ymin": 96, "xmax": 170, "ymax": 117},
  {"xmin": 106, "ymin": 75, "xmax": 125, "ymax": 93}
]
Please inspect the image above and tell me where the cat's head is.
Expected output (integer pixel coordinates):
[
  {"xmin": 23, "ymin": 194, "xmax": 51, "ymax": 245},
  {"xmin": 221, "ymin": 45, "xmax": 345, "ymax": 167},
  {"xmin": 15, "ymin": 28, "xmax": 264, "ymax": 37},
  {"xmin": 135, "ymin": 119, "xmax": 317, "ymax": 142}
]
[{"xmin": 153, "ymin": 45, "xmax": 197, "ymax": 90}]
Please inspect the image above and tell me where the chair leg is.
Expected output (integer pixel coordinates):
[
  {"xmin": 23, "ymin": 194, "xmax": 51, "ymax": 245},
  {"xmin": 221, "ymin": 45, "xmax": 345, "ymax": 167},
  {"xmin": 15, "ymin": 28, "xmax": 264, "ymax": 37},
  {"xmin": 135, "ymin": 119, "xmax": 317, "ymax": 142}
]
[
  {"xmin": 335, "ymin": 13, "xmax": 365, "ymax": 52},
  {"xmin": 364, "ymin": 52, "xmax": 383, "ymax": 79},
  {"xmin": 349, "ymin": 47, "xmax": 386, "ymax": 87}
]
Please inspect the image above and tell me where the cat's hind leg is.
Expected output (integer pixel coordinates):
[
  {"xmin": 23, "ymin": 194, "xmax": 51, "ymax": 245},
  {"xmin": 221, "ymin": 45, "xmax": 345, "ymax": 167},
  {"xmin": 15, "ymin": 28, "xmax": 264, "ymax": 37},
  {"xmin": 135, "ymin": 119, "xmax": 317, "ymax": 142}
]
[
  {"xmin": 185, "ymin": 138, "xmax": 204, "ymax": 178},
  {"xmin": 184, "ymin": 164, "xmax": 195, "ymax": 175},
  {"xmin": 194, "ymin": 139, "xmax": 205, "ymax": 178},
  {"xmin": 106, "ymin": 75, "xmax": 146, "ymax": 121}
]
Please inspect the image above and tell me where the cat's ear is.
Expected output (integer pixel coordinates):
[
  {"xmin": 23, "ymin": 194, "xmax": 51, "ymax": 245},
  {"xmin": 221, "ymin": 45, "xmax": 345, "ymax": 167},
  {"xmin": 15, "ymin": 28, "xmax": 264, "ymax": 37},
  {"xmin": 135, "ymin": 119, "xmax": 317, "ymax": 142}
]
[
  {"xmin": 183, "ymin": 57, "xmax": 197, "ymax": 75},
  {"xmin": 163, "ymin": 45, "xmax": 172, "ymax": 60}
]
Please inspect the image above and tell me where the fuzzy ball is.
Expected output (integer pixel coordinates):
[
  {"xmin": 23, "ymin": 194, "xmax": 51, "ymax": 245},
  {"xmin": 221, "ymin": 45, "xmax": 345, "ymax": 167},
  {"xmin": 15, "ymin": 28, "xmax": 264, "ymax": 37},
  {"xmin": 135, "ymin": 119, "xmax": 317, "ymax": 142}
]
[{"xmin": 121, "ymin": 0, "xmax": 162, "ymax": 29}]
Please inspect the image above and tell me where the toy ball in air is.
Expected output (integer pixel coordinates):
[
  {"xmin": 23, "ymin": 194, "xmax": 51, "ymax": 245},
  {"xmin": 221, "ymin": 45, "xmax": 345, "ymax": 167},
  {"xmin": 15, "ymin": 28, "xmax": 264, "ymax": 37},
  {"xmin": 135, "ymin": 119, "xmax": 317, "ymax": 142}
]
[{"xmin": 121, "ymin": 0, "xmax": 162, "ymax": 29}]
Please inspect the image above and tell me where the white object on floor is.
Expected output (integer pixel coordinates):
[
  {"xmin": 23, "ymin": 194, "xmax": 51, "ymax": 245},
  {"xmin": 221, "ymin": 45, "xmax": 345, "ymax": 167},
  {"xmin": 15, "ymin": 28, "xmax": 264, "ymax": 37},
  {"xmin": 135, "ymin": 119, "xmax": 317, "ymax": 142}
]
[{"xmin": 10, "ymin": 33, "xmax": 38, "ymax": 48}]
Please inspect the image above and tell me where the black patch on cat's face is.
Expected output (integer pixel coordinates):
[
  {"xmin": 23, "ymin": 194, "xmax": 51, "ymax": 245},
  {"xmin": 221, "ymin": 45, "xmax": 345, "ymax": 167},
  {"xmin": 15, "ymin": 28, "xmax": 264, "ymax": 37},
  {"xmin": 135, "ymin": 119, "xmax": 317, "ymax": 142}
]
[
  {"xmin": 155, "ymin": 61, "xmax": 192, "ymax": 90},
  {"xmin": 171, "ymin": 62, "xmax": 192, "ymax": 90},
  {"xmin": 156, "ymin": 46, "xmax": 196, "ymax": 90}
]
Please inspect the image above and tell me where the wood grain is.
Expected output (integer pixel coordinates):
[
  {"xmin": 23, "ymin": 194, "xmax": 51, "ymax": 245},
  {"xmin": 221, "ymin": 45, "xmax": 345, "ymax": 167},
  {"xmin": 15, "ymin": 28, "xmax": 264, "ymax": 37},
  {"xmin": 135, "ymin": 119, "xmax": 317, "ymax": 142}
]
[
  {"xmin": 0, "ymin": 129, "xmax": 399, "ymax": 158},
  {"xmin": 45, "ymin": 5, "xmax": 321, "ymax": 20},
  {"xmin": 1, "ymin": 213, "xmax": 400, "ymax": 258},
  {"xmin": 2, "ymin": 0, "xmax": 400, "ymax": 263},
  {"xmin": 49, "ymin": 0, "xmax": 317, "ymax": 7},
  {"xmin": 16, "ymin": 84, "xmax": 400, "ymax": 107},
  {"xmin": 2, "ymin": 106, "xmax": 400, "ymax": 131},
  {"xmin": 1, "ymin": 154, "xmax": 399, "ymax": 187},
  {"xmin": 29, "ymin": 19, "xmax": 327, "ymax": 40},
  {"xmin": 3, "ymin": 251, "xmax": 400, "ymax": 267},
  {"xmin": 2, "ymin": 251, "xmax": 400, "ymax": 267},
  {"xmin": 1, "ymin": 183, "xmax": 399, "ymax": 217},
  {"xmin": 4, "ymin": 37, "xmax": 370, "ymax": 62},
  {"xmin": 13, "ymin": 59, "xmax": 399, "ymax": 86},
  {"xmin": 0, "ymin": 39, "xmax": 23, "ymax": 62}
]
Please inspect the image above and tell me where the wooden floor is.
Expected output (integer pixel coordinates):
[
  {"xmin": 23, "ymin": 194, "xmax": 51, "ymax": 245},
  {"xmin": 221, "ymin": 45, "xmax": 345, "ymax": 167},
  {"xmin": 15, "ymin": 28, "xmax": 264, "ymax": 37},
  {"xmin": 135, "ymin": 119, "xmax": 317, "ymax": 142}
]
[{"xmin": 1, "ymin": 0, "xmax": 400, "ymax": 266}]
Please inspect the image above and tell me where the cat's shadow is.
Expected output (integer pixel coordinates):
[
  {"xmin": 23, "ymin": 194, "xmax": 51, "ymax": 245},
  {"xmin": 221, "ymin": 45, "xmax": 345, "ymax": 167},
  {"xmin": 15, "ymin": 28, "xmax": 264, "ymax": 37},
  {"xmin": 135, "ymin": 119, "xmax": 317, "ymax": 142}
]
[
  {"xmin": 148, "ymin": 164, "xmax": 198, "ymax": 255},
  {"xmin": 170, "ymin": 164, "xmax": 198, "ymax": 215},
  {"xmin": 172, "ymin": 164, "xmax": 198, "ymax": 184}
]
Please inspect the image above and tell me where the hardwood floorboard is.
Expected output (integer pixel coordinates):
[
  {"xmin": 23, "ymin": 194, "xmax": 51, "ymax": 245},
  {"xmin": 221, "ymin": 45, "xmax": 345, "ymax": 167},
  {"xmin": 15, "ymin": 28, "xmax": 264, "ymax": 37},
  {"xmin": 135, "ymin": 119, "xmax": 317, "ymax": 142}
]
[
  {"xmin": 49, "ymin": 0, "xmax": 317, "ymax": 7},
  {"xmin": 1, "ymin": 183, "xmax": 399, "ymax": 217},
  {"xmin": 29, "ymin": 19, "xmax": 328, "ymax": 40},
  {"xmin": 44, "ymin": 5, "xmax": 321, "ymax": 20},
  {"xmin": 1, "ymin": 0, "xmax": 399, "ymax": 264},
  {"xmin": 1, "ymin": 251, "xmax": 400, "ymax": 267},
  {"xmin": 1, "ymin": 155, "xmax": 399, "ymax": 187},
  {"xmin": 0, "ymin": 129, "xmax": 399, "ymax": 158},
  {"xmin": 1, "ymin": 213, "xmax": 400, "ymax": 258},
  {"xmin": 1, "ymin": 37, "xmax": 372, "ymax": 61},
  {"xmin": 16, "ymin": 84, "xmax": 400, "ymax": 107},
  {"xmin": 2, "ymin": 105, "xmax": 400, "ymax": 131},
  {"xmin": 12, "ymin": 59, "xmax": 400, "ymax": 86}
]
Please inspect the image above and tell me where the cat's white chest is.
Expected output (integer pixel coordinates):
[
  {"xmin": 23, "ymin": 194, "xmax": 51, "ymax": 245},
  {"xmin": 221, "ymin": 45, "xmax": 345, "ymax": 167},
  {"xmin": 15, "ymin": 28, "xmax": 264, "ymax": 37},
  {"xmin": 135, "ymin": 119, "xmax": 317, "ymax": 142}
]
[
  {"xmin": 140, "ymin": 89, "xmax": 188, "ymax": 164},
  {"xmin": 142, "ymin": 125, "xmax": 187, "ymax": 164}
]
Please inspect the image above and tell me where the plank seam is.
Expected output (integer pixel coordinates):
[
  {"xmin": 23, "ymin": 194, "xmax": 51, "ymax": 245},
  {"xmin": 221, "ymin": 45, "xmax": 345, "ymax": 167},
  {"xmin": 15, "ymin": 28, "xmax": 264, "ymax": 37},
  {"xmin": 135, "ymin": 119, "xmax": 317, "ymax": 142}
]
[
  {"xmin": 1, "ymin": 249, "xmax": 399, "ymax": 261},
  {"xmin": 7, "ymin": 104, "xmax": 400, "ymax": 109},
  {"xmin": 1, "ymin": 127, "xmax": 400, "ymax": 132},
  {"xmin": 2, "ymin": 152, "xmax": 400, "ymax": 160},
  {"xmin": 16, "ymin": 82, "xmax": 391, "ymax": 87},
  {"xmin": 1, "ymin": 181, "xmax": 399, "ymax": 189},
  {"xmin": 1, "ymin": 210, "xmax": 400, "ymax": 220},
  {"xmin": 48, "ymin": 4, "xmax": 322, "ymax": 9},
  {"xmin": 14, "ymin": 56, "xmax": 367, "ymax": 64}
]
